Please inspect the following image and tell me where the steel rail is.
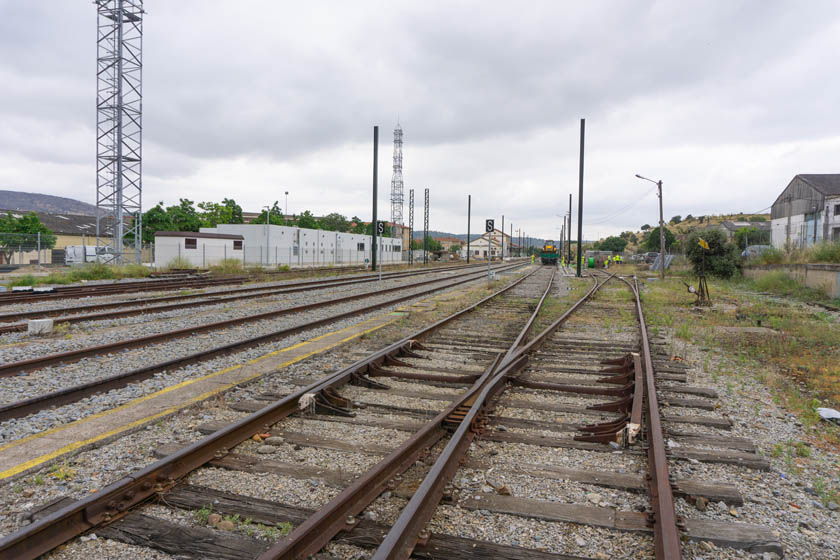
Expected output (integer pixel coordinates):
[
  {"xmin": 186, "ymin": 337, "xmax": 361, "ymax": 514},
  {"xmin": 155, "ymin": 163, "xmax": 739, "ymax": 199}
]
[
  {"xmin": 0, "ymin": 275, "xmax": 250, "ymax": 305},
  {"xmin": 256, "ymin": 267, "xmax": 556, "ymax": 560},
  {"xmin": 0, "ymin": 263, "xmax": 488, "ymax": 332},
  {"xmin": 0, "ymin": 265, "xmax": 540, "ymax": 560},
  {"xmin": 0, "ymin": 263, "xmax": 523, "ymax": 377},
  {"xmin": 632, "ymin": 276, "xmax": 682, "ymax": 559},
  {"xmin": 0, "ymin": 264, "xmax": 528, "ymax": 421},
  {"xmin": 373, "ymin": 273, "xmax": 606, "ymax": 560}
]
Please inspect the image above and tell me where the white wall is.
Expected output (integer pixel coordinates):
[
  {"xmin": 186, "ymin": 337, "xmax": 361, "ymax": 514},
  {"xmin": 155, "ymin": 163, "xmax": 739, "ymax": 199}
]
[
  {"xmin": 202, "ymin": 225, "xmax": 402, "ymax": 266},
  {"xmin": 154, "ymin": 235, "xmax": 241, "ymax": 268}
]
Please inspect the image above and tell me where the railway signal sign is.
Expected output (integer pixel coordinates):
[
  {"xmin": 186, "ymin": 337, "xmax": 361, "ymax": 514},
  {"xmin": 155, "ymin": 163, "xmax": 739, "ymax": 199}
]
[
  {"xmin": 485, "ymin": 219, "xmax": 494, "ymax": 233},
  {"xmin": 377, "ymin": 221, "xmax": 386, "ymax": 235}
]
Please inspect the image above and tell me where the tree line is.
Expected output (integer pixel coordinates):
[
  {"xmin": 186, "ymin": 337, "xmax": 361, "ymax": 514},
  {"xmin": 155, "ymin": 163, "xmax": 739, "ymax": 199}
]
[{"xmin": 134, "ymin": 199, "xmax": 390, "ymax": 243}]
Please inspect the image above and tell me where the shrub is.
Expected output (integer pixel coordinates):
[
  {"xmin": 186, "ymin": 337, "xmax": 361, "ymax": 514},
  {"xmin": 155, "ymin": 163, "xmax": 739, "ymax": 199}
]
[
  {"xmin": 806, "ymin": 241, "xmax": 840, "ymax": 264},
  {"xmin": 165, "ymin": 257, "xmax": 193, "ymax": 270},
  {"xmin": 685, "ymin": 229, "xmax": 739, "ymax": 278},
  {"xmin": 758, "ymin": 248, "xmax": 784, "ymax": 265},
  {"xmin": 210, "ymin": 259, "xmax": 243, "ymax": 274}
]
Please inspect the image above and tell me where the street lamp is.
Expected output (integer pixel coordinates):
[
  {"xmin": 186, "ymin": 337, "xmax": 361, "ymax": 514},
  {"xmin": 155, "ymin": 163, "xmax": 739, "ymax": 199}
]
[
  {"xmin": 635, "ymin": 174, "xmax": 665, "ymax": 280},
  {"xmin": 284, "ymin": 191, "xmax": 289, "ymax": 218}
]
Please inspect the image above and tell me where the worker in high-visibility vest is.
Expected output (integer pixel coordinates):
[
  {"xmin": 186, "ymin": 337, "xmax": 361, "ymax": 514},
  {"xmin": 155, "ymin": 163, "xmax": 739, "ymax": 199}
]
[{"xmin": 531, "ymin": 254, "xmax": 535, "ymax": 264}]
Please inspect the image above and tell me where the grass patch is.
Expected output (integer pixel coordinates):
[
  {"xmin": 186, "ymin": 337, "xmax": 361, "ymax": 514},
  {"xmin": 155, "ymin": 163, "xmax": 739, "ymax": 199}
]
[
  {"xmin": 640, "ymin": 275, "xmax": 840, "ymax": 448},
  {"xmin": 209, "ymin": 259, "xmax": 244, "ymax": 275},
  {"xmin": 165, "ymin": 257, "xmax": 193, "ymax": 270},
  {"xmin": 4, "ymin": 263, "xmax": 151, "ymax": 288}
]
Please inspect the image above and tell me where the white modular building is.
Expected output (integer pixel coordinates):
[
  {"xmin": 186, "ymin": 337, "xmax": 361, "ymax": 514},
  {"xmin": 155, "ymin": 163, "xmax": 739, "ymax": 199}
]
[
  {"xmin": 202, "ymin": 224, "xmax": 402, "ymax": 267},
  {"xmin": 154, "ymin": 231, "xmax": 244, "ymax": 268}
]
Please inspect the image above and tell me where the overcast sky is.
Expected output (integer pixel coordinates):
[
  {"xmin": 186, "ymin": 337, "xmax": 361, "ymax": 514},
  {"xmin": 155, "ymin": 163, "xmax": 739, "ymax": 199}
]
[{"xmin": 1, "ymin": 1, "xmax": 839, "ymax": 240}]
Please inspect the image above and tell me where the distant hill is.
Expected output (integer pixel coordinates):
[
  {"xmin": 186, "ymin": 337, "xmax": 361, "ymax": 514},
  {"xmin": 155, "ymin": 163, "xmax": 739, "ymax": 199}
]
[{"xmin": 0, "ymin": 190, "xmax": 100, "ymax": 216}]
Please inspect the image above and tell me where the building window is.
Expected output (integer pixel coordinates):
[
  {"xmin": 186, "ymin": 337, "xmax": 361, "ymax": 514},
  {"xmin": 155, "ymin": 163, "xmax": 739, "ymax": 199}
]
[
  {"xmin": 233, "ymin": 240, "xmax": 242, "ymax": 250},
  {"xmin": 357, "ymin": 242, "xmax": 365, "ymax": 251},
  {"xmin": 185, "ymin": 238, "xmax": 197, "ymax": 249},
  {"xmin": 835, "ymin": 204, "xmax": 840, "ymax": 216},
  {"xmin": 293, "ymin": 246, "xmax": 299, "ymax": 256}
]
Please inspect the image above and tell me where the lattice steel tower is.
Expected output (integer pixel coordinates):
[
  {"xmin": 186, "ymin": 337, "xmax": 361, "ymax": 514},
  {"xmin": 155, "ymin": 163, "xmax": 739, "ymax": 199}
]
[
  {"xmin": 389, "ymin": 123, "xmax": 404, "ymax": 233},
  {"xmin": 96, "ymin": 0, "xmax": 144, "ymax": 263}
]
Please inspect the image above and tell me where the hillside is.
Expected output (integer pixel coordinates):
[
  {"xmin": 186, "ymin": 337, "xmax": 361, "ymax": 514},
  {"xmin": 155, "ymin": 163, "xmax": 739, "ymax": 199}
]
[{"xmin": 0, "ymin": 190, "xmax": 99, "ymax": 216}]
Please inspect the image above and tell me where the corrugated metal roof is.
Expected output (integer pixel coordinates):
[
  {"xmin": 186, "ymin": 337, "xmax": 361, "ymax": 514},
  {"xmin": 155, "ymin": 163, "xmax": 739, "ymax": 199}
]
[{"xmin": 797, "ymin": 174, "xmax": 840, "ymax": 196}]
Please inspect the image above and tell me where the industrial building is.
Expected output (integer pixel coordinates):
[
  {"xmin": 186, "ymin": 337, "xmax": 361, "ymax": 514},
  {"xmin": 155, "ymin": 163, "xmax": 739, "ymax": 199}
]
[
  {"xmin": 770, "ymin": 174, "xmax": 840, "ymax": 248},
  {"xmin": 460, "ymin": 229, "xmax": 513, "ymax": 260},
  {"xmin": 202, "ymin": 224, "xmax": 402, "ymax": 267},
  {"xmin": 154, "ymin": 231, "xmax": 244, "ymax": 268}
]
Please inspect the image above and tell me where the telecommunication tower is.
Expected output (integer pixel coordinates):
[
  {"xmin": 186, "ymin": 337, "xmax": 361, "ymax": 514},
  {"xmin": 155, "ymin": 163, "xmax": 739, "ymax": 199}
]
[
  {"xmin": 389, "ymin": 124, "xmax": 404, "ymax": 234},
  {"xmin": 95, "ymin": 0, "xmax": 144, "ymax": 263}
]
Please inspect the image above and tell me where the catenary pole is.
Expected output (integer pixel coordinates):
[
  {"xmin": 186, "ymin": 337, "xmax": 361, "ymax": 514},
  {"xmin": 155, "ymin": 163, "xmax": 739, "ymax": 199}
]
[
  {"xmin": 371, "ymin": 126, "xmax": 379, "ymax": 270},
  {"xmin": 576, "ymin": 119, "xmax": 585, "ymax": 278},
  {"xmin": 466, "ymin": 195, "xmax": 471, "ymax": 263}
]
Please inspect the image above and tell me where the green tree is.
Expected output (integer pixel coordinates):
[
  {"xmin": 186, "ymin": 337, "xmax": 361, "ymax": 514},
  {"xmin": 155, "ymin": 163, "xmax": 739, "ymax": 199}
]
[
  {"xmin": 413, "ymin": 236, "xmax": 441, "ymax": 251},
  {"xmin": 670, "ymin": 215, "xmax": 682, "ymax": 224},
  {"xmin": 748, "ymin": 216, "xmax": 766, "ymax": 222},
  {"xmin": 349, "ymin": 216, "xmax": 367, "ymax": 234},
  {"xmin": 198, "ymin": 201, "xmax": 234, "ymax": 227},
  {"xmin": 641, "ymin": 226, "xmax": 676, "ymax": 252},
  {"xmin": 138, "ymin": 202, "xmax": 175, "ymax": 243},
  {"xmin": 684, "ymin": 214, "xmax": 694, "ymax": 222},
  {"xmin": 166, "ymin": 199, "xmax": 201, "ymax": 232},
  {"xmin": 222, "ymin": 198, "xmax": 244, "ymax": 224},
  {"xmin": 641, "ymin": 224, "xmax": 651, "ymax": 231},
  {"xmin": 734, "ymin": 226, "xmax": 770, "ymax": 248},
  {"xmin": 685, "ymin": 230, "xmax": 739, "ymax": 278},
  {"xmin": 596, "ymin": 236, "xmax": 628, "ymax": 252},
  {"xmin": 297, "ymin": 210, "xmax": 318, "ymax": 229},
  {"xmin": 0, "ymin": 211, "xmax": 56, "ymax": 262},
  {"xmin": 318, "ymin": 212, "xmax": 350, "ymax": 232},
  {"xmin": 253, "ymin": 201, "xmax": 285, "ymax": 226}
]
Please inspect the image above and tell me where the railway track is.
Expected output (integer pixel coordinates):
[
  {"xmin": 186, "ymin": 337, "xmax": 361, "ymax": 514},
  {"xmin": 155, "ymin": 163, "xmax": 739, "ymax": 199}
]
[
  {"xmin": 0, "ymin": 269, "xmax": 782, "ymax": 559},
  {"xmin": 0, "ymin": 261, "xmax": 445, "ymax": 307},
  {"xmin": 0, "ymin": 263, "xmax": 488, "ymax": 333},
  {"xmin": 0, "ymin": 262, "xmax": 525, "ymax": 422}
]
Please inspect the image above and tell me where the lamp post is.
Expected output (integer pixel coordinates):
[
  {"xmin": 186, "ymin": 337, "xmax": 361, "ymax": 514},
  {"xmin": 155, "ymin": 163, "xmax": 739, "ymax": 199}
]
[
  {"xmin": 635, "ymin": 174, "xmax": 665, "ymax": 280},
  {"xmin": 284, "ymin": 191, "xmax": 289, "ymax": 218}
]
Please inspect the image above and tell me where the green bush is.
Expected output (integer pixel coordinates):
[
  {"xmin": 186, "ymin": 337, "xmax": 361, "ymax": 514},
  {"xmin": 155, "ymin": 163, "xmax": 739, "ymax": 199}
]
[
  {"xmin": 685, "ymin": 229, "xmax": 739, "ymax": 278},
  {"xmin": 758, "ymin": 248, "xmax": 784, "ymax": 265},
  {"xmin": 806, "ymin": 241, "xmax": 840, "ymax": 263},
  {"xmin": 210, "ymin": 259, "xmax": 243, "ymax": 274},
  {"xmin": 165, "ymin": 257, "xmax": 193, "ymax": 270}
]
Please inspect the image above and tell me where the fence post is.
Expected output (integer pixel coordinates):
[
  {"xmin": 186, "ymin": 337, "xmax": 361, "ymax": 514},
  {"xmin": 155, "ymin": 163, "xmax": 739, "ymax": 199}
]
[
  {"xmin": 203, "ymin": 244, "xmax": 206, "ymax": 268},
  {"xmin": 37, "ymin": 232, "xmax": 41, "ymax": 272}
]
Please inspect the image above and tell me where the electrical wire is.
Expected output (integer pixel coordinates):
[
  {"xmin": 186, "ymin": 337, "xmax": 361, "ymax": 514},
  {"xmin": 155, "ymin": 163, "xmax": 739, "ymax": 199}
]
[{"xmin": 586, "ymin": 185, "xmax": 658, "ymax": 225}]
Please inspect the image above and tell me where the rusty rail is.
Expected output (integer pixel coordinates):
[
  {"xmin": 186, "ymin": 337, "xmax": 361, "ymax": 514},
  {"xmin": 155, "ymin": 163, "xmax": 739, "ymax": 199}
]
[
  {"xmin": 0, "ymin": 265, "xmax": 539, "ymax": 560},
  {"xmin": 0, "ymin": 262, "xmax": 486, "ymax": 329},
  {"xmin": 0, "ymin": 263, "xmax": 523, "ymax": 377},
  {"xmin": 373, "ymin": 273, "xmax": 609, "ymax": 560},
  {"xmin": 255, "ymin": 267, "xmax": 556, "ymax": 559},
  {"xmin": 633, "ymin": 277, "xmax": 682, "ymax": 559}
]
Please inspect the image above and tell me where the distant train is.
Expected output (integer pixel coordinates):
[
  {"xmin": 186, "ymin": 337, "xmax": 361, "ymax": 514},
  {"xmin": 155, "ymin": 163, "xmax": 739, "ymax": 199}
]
[{"xmin": 540, "ymin": 241, "xmax": 559, "ymax": 265}]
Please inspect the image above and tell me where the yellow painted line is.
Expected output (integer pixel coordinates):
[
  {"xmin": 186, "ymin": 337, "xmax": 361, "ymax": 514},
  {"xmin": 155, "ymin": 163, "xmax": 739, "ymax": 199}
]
[{"xmin": 0, "ymin": 313, "xmax": 404, "ymax": 479}]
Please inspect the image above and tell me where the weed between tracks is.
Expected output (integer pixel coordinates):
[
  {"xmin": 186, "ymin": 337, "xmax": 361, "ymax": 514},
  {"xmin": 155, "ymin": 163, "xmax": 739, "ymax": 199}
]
[{"xmin": 193, "ymin": 504, "xmax": 292, "ymax": 539}]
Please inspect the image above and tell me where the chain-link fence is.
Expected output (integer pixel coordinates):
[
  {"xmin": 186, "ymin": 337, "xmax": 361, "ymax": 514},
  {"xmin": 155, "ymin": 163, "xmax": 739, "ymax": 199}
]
[{"xmin": 0, "ymin": 233, "xmax": 153, "ymax": 269}]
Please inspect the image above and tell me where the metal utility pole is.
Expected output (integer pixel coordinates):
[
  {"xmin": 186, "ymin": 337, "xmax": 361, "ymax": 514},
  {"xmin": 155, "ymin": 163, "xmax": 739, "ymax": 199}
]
[
  {"xmin": 501, "ymin": 215, "xmax": 505, "ymax": 259},
  {"xmin": 371, "ymin": 126, "xmax": 378, "ymax": 269},
  {"xmin": 466, "ymin": 195, "xmax": 471, "ymax": 263},
  {"xmin": 408, "ymin": 189, "xmax": 414, "ymax": 265},
  {"xmin": 284, "ymin": 191, "xmax": 289, "ymax": 217},
  {"xmin": 567, "ymin": 194, "xmax": 572, "ymax": 266},
  {"xmin": 423, "ymin": 188, "xmax": 429, "ymax": 264},
  {"xmin": 510, "ymin": 223, "xmax": 513, "ymax": 259},
  {"xmin": 576, "ymin": 119, "xmax": 585, "ymax": 278},
  {"xmin": 635, "ymin": 173, "xmax": 666, "ymax": 280},
  {"xmin": 96, "ymin": 0, "xmax": 144, "ymax": 264}
]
